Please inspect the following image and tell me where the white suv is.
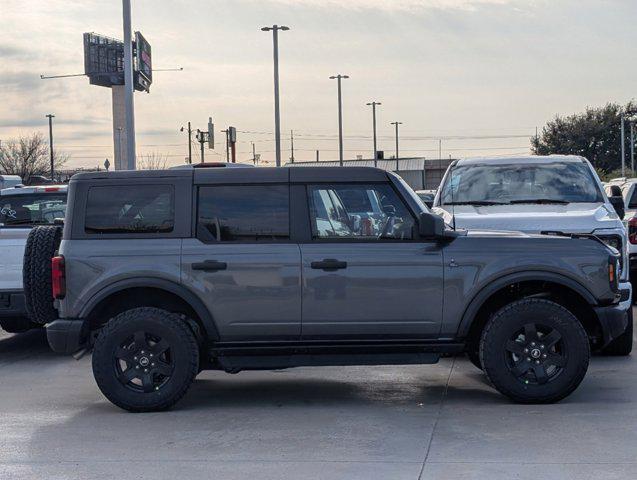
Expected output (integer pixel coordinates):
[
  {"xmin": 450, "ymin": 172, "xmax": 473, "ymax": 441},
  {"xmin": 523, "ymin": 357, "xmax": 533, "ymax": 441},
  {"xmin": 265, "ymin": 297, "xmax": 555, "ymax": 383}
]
[
  {"xmin": 0, "ymin": 184, "xmax": 67, "ymax": 333},
  {"xmin": 433, "ymin": 155, "xmax": 632, "ymax": 355}
]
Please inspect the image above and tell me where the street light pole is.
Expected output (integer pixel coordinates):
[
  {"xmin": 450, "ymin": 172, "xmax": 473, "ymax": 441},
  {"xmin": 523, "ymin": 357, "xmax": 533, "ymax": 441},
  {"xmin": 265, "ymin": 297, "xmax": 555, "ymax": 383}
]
[
  {"xmin": 366, "ymin": 101, "xmax": 381, "ymax": 166},
  {"xmin": 631, "ymin": 122, "xmax": 635, "ymax": 173},
  {"xmin": 181, "ymin": 122, "xmax": 192, "ymax": 164},
  {"xmin": 330, "ymin": 74, "xmax": 349, "ymax": 166},
  {"xmin": 621, "ymin": 116, "xmax": 626, "ymax": 177},
  {"xmin": 122, "ymin": 0, "xmax": 136, "ymax": 170},
  {"xmin": 45, "ymin": 114, "xmax": 55, "ymax": 179},
  {"xmin": 261, "ymin": 24, "xmax": 290, "ymax": 167},
  {"xmin": 391, "ymin": 121, "xmax": 402, "ymax": 171}
]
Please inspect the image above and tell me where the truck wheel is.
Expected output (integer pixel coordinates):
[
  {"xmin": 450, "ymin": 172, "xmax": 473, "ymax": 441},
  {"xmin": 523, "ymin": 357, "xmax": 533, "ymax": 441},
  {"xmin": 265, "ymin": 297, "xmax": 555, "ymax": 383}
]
[
  {"xmin": 0, "ymin": 316, "xmax": 41, "ymax": 334},
  {"xmin": 92, "ymin": 307, "xmax": 200, "ymax": 412},
  {"xmin": 479, "ymin": 298, "xmax": 590, "ymax": 404},
  {"xmin": 601, "ymin": 307, "xmax": 633, "ymax": 356},
  {"xmin": 23, "ymin": 225, "xmax": 63, "ymax": 325}
]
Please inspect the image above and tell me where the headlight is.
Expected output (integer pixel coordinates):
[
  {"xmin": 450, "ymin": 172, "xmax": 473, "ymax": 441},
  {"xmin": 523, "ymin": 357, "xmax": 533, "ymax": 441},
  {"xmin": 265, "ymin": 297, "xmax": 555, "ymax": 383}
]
[{"xmin": 597, "ymin": 235, "xmax": 625, "ymax": 277}]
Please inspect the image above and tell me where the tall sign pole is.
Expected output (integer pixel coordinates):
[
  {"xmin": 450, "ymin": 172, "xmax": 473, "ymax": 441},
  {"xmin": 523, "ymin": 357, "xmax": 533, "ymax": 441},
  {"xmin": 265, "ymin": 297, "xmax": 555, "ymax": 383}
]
[
  {"xmin": 46, "ymin": 114, "xmax": 55, "ymax": 179},
  {"xmin": 122, "ymin": 0, "xmax": 136, "ymax": 169},
  {"xmin": 261, "ymin": 25, "xmax": 290, "ymax": 167}
]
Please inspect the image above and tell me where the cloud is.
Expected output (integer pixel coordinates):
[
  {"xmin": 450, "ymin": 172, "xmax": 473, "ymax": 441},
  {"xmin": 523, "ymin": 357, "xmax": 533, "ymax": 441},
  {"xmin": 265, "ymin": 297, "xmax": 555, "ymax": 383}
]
[{"xmin": 261, "ymin": 0, "xmax": 519, "ymax": 12}]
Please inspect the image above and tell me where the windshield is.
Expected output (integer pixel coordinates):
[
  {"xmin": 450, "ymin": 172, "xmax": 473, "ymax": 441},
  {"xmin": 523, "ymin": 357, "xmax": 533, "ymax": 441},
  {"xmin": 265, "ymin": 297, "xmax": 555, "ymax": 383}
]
[
  {"xmin": 0, "ymin": 193, "xmax": 67, "ymax": 227},
  {"xmin": 439, "ymin": 162, "xmax": 603, "ymax": 205}
]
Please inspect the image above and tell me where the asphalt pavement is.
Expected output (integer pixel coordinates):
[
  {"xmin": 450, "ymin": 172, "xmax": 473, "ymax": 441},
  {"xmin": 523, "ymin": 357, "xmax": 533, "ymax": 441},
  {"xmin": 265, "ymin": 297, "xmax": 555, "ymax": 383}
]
[{"xmin": 0, "ymin": 310, "xmax": 636, "ymax": 480}]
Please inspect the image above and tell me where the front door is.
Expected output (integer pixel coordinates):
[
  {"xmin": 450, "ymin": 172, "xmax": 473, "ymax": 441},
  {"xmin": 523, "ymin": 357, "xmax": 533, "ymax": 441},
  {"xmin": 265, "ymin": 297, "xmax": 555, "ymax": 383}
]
[
  {"xmin": 300, "ymin": 183, "xmax": 444, "ymax": 339},
  {"xmin": 182, "ymin": 183, "xmax": 301, "ymax": 341}
]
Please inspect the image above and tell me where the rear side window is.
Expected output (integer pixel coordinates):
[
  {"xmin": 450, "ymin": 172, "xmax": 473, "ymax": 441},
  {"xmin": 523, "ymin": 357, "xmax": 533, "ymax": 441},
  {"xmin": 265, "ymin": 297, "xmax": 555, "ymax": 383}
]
[
  {"xmin": 85, "ymin": 185, "xmax": 174, "ymax": 234},
  {"xmin": 197, "ymin": 185, "xmax": 289, "ymax": 242}
]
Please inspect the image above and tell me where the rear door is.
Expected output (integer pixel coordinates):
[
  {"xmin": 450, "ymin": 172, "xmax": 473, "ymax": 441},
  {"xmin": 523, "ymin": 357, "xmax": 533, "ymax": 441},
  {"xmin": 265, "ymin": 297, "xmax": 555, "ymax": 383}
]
[
  {"xmin": 181, "ymin": 170, "xmax": 301, "ymax": 341},
  {"xmin": 299, "ymin": 182, "xmax": 444, "ymax": 339}
]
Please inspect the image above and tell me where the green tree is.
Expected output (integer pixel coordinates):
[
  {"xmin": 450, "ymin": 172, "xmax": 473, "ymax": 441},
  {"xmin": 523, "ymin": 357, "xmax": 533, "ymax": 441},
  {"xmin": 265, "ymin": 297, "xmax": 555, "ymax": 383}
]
[{"xmin": 531, "ymin": 102, "xmax": 637, "ymax": 174}]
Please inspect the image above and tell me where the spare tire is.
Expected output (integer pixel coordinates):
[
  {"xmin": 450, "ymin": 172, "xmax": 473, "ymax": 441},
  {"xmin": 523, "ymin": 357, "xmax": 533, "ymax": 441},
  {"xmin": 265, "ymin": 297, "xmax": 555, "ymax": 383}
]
[{"xmin": 23, "ymin": 225, "xmax": 63, "ymax": 325}]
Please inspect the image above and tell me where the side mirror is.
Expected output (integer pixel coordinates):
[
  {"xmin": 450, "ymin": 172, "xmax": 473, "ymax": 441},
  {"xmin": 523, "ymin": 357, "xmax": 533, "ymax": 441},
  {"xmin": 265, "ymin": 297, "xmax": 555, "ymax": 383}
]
[
  {"xmin": 419, "ymin": 212, "xmax": 445, "ymax": 238},
  {"xmin": 609, "ymin": 196, "xmax": 625, "ymax": 220}
]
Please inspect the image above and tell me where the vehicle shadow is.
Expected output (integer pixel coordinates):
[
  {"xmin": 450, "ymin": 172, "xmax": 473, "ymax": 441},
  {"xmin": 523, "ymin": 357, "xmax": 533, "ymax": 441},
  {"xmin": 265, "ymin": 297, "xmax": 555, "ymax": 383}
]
[{"xmin": 0, "ymin": 328, "xmax": 53, "ymax": 362}]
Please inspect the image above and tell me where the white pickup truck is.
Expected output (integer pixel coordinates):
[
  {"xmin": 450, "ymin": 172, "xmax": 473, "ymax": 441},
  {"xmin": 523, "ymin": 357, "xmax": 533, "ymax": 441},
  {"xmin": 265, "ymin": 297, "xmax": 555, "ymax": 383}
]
[
  {"xmin": 0, "ymin": 185, "xmax": 67, "ymax": 332},
  {"xmin": 433, "ymin": 155, "xmax": 633, "ymax": 356}
]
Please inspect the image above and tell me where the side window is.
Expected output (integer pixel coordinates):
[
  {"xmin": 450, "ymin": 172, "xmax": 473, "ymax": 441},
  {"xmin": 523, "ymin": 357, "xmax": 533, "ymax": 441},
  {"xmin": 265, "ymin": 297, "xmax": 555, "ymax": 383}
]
[
  {"xmin": 85, "ymin": 185, "xmax": 174, "ymax": 234},
  {"xmin": 308, "ymin": 183, "xmax": 415, "ymax": 240},
  {"xmin": 628, "ymin": 187, "xmax": 637, "ymax": 209},
  {"xmin": 197, "ymin": 185, "xmax": 289, "ymax": 242}
]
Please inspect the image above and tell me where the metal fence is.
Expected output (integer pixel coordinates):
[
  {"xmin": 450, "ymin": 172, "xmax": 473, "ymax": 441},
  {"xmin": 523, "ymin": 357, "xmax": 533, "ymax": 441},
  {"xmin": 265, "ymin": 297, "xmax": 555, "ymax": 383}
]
[{"xmin": 285, "ymin": 157, "xmax": 454, "ymax": 190}]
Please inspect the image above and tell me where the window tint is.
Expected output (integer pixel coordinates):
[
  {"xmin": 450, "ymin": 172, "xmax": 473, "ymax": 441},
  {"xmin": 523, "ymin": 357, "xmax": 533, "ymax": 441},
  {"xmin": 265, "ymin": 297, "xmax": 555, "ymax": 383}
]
[
  {"xmin": 198, "ymin": 185, "xmax": 289, "ymax": 242},
  {"xmin": 85, "ymin": 185, "xmax": 174, "ymax": 234},
  {"xmin": 308, "ymin": 184, "xmax": 414, "ymax": 240},
  {"xmin": 0, "ymin": 193, "xmax": 67, "ymax": 227}
]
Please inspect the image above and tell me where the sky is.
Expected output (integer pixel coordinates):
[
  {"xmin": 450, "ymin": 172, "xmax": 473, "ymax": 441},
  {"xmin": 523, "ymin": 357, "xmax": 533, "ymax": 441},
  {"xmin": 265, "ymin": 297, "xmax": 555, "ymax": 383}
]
[{"xmin": 1, "ymin": 0, "xmax": 636, "ymax": 168}]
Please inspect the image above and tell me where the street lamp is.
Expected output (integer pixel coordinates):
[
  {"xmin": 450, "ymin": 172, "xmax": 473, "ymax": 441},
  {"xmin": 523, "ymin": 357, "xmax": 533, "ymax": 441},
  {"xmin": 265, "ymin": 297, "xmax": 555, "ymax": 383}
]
[
  {"xmin": 330, "ymin": 74, "xmax": 349, "ymax": 166},
  {"xmin": 366, "ymin": 101, "xmax": 381, "ymax": 166},
  {"xmin": 261, "ymin": 24, "xmax": 290, "ymax": 167},
  {"xmin": 622, "ymin": 115, "xmax": 637, "ymax": 174},
  {"xmin": 390, "ymin": 121, "xmax": 402, "ymax": 170}
]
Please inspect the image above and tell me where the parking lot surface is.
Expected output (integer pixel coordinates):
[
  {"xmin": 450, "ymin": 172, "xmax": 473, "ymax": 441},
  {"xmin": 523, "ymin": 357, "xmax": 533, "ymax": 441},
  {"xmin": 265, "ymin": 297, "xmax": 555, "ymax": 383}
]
[{"xmin": 0, "ymin": 310, "xmax": 636, "ymax": 480}]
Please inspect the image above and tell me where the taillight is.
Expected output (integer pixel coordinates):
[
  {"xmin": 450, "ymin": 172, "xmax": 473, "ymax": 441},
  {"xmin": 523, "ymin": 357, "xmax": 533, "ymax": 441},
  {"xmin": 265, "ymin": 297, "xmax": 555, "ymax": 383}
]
[
  {"xmin": 51, "ymin": 255, "xmax": 66, "ymax": 299},
  {"xmin": 629, "ymin": 217, "xmax": 637, "ymax": 245}
]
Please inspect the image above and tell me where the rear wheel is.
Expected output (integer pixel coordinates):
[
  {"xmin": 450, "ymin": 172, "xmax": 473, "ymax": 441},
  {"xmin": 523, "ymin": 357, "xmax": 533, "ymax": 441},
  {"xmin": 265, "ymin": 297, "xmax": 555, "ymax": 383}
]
[
  {"xmin": 480, "ymin": 298, "xmax": 590, "ymax": 404},
  {"xmin": 92, "ymin": 307, "xmax": 199, "ymax": 412}
]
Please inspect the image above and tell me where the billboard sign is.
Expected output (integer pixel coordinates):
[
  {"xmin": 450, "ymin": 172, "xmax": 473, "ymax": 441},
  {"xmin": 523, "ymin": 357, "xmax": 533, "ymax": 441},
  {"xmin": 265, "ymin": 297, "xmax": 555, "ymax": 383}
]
[
  {"xmin": 83, "ymin": 32, "xmax": 152, "ymax": 92},
  {"xmin": 134, "ymin": 31, "xmax": 152, "ymax": 92}
]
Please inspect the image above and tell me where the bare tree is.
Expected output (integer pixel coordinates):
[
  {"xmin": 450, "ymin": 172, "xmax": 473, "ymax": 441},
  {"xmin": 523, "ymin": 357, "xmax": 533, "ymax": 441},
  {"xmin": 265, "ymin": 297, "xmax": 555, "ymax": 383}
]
[
  {"xmin": 138, "ymin": 152, "xmax": 169, "ymax": 170},
  {"xmin": 0, "ymin": 133, "xmax": 67, "ymax": 180}
]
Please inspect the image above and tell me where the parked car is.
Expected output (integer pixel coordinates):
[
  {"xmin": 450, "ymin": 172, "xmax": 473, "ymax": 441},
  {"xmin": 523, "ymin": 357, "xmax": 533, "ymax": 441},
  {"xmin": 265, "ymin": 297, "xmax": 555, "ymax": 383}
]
[
  {"xmin": 0, "ymin": 185, "xmax": 68, "ymax": 333},
  {"xmin": 0, "ymin": 175, "xmax": 22, "ymax": 190},
  {"xmin": 604, "ymin": 178, "xmax": 637, "ymax": 289},
  {"xmin": 433, "ymin": 155, "xmax": 632, "ymax": 356},
  {"xmin": 415, "ymin": 189, "xmax": 436, "ymax": 208},
  {"xmin": 29, "ymin": 166, "xmax": 627, "ymax": 411}
]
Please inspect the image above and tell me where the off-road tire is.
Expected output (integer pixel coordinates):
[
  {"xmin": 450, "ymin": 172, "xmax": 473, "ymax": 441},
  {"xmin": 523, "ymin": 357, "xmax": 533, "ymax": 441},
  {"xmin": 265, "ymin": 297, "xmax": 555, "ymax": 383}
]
[
  {"xmin": 601, "ymin": 307, "xmax": 633, "ymax": 356},
  {"xmin": 480, "ymin": 298, "xmax": 590, "ymax": 404},
  {"xmin": 23, "ymin": 225, "xmax": 63, "ymax": 325},
  {"xmin": 92, "ymin": 308, "xmax": 199, "ymax": 412},
  {"xmin": 0, "ymin": 316, "xmax": 41, "ymax": 334}
]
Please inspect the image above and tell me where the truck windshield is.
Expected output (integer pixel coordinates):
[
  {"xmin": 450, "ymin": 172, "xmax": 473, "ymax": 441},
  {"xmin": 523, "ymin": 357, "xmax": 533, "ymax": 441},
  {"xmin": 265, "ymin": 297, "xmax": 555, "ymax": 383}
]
[
  {"xmin": 0, "ymin": 193, "xmax": 67, "ymax": 227},
  {"xmin": 439, "ymin": 162, "xmax": 603, "ymax": 206}
]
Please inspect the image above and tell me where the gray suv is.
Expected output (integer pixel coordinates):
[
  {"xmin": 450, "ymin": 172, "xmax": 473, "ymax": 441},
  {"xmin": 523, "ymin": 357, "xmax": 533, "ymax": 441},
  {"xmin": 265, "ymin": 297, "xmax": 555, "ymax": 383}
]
[{"xmin": 33, "ymin": 166, "xmax": 629, "ymax": 411}]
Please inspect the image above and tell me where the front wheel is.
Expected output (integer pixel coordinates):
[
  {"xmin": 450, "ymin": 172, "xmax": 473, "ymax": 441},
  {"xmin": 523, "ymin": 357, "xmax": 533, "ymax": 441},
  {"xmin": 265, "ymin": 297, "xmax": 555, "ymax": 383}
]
[
  {"xmin": 92, "ymin": 308, "xmax": 199, "ymax": 412},
  {"xmin": 480, "ymin": 298, "xmax": 590, "ymax": 404}
]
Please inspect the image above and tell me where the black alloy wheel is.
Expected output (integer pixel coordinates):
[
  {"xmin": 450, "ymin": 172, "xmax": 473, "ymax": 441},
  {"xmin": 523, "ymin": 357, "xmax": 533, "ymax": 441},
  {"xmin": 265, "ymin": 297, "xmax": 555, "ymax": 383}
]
[
  {"xmin": 114, "ymin": 331, "xmax": 175, "ymax": 393},
  {"xmin": 504, "ymin": 323, "xmax": 566, "ymax": 385}
]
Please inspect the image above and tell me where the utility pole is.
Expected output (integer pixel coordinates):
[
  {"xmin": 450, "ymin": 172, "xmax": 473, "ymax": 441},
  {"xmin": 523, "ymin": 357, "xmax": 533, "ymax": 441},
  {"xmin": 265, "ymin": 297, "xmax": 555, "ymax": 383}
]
[
  {"xmin": 631, "ymin": 122, "xmax": 635, "ymax": 173},
  {"xmin": 46, "ymin": 114, "xmax": 55, "ymax": 179},
  {"xmin": 329, "ymin": 74, "xmax": 349, "ymax": 166},
  {"xmin": 438, "ymin": 139, "xmax": 442, "ymax": 160},
  {"xmin": 261, "ymin": 24, "xmax": 290, "ymax": 167},
  {"xmin": 316, "ymin": 150, "xmax": 320, "ymax": 162},
  {"xmin": 621, "ymin": 116, "xmax": 626, "ymax": 177},
  {"xmin": 222, "ymin": 129, "xmax": 229, "ymax": 163},
  {"xmin": 366, "ymin": 101, "xmax": 381, "ymax": 166},
  {"xmin": 391, "ymin": 121, "xmax": 402, "ymax": 171},
  {"xmin": 196, "ymin": 129, "xmax": 206, "ymax": 163},
  {"xmin": 122, "ymin": 0, "xmax": 136, "ymax": 169},
  {"xmin": 181, "ymin": 122, "xmax": 192, "ymax": 164},
  {"xmin": 290, "ymin": 129, "xmax": 295, "ymax": 163}
]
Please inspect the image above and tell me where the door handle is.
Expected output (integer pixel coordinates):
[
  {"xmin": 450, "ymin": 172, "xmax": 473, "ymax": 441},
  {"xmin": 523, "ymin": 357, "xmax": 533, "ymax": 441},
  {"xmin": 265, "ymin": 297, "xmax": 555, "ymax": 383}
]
[
  {"xmin": 192, "ymin": 260, "xmax": 227, "ymax": 271},
  {"xmin": 311, "ymin": 259, "xmax": 348, "ymax": 271}
]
